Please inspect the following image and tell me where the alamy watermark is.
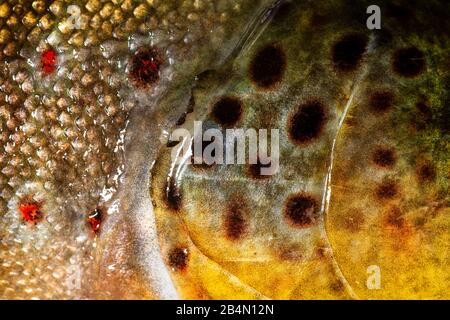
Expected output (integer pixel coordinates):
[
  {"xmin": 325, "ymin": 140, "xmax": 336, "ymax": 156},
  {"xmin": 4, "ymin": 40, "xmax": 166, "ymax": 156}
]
[
  {"xmin": 169, "ymin": 121, "xmax": 280, "ymax": 176},
  {"xmin": 366, "ymin": 265, "xmax": 381, "ymax": 290}
]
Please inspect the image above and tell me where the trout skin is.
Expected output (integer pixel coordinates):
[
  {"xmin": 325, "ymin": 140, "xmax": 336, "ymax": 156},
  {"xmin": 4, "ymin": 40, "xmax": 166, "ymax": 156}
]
[{"xmin": 0, "ymin": 0, "xmax": 449, "ymax": 299}]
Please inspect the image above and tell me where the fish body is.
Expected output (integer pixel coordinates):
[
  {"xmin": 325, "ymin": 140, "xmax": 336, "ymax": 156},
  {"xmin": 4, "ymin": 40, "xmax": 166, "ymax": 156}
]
[
  {"xmin": 151, "ymin": 0, "xmax": 450, "ymax": 299},
  {"xmin": 0, "ymin": 0, "xmax": 449, "ymax": 299}
]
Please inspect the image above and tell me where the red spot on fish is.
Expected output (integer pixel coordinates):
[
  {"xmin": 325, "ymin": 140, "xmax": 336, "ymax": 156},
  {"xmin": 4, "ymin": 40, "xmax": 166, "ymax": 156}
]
[
  {"xmin": 19, "ymin": 200, "xmax": 43, "ymax": 224},
  {"xmin": 88, "ymin": 208, "xmax": 103, "ymax": 234},
  {"xmin": 129, "ymin": 47, "xmax": 163, "ymax": 88},
  {"xmin": 41, "ymin": 48, "xmax": 57, "ymax": 75}
]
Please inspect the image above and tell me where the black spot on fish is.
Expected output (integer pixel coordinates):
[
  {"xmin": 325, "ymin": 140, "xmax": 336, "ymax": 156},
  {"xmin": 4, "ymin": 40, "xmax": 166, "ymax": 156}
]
[
  {"xmin": 211, "ymin": 97, "xmax": 242, "ymax": 127},
  {"xmin": 375, "ymin": 180, "xmax": 399, "ymax": 201},
  {"xmin": 284, "ymin": 193, "xmax": 319, "ymax": 228},
  {"xmin": 164, "ymin": 178, "xmax": 182, "ymax": 211},
  {"xmin": 417, "ymin": 161, "xmax": 436, "ymax": 183},
  {"xmin": 392, "ymin": 47, "xmax": 425, "ymax": 77},
  {"xmin": 224, "ymin": 201, "xmax": 248, "ymax": 241},
  {"xmin": 168, "ymin": 247, "xmax": 189, "ymax": 271},
  {"xmin": 249, "ymin": 44, "xmax": 286, "ymax": 89},
  {"xmin": 129, "ymin": 47, "xmax": 163, "ymax": 88},
  {"xmin": 288, "ymin": 100, "xmax": 327, "ymax": 146},
  {"xmin": 372, "ymin": 147, "xmax": 396, "ymax": 168},
  {"xmin": 369, "ymin": 91, "xmax": 395, "ymax": 114},
  {"xmin": 332, "ymin": 34, "xmax": 368, "ymax": 72}
]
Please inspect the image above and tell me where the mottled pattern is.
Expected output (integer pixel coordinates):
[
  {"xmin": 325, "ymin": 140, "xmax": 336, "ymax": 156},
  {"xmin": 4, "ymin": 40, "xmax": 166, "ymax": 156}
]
[
  {"xmin": 151, "ymin": 0, "xmax": 449, "ymax": 299},
  {"xmin": 0, "ymin": 0, "xmax": 449, "ymax": 299}
]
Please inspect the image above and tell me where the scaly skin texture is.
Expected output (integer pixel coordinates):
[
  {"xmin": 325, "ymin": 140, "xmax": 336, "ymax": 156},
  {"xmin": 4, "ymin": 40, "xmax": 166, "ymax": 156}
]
[
  {"xmin": 151, "ymin": 0, "xmax": 449, "ymax": 299},
  {"xmin": 0, "ymin": 0, "xmax": 449, "ymax": 299},
  {"xmin": 0, "ymin": 0, "xmax": 275, "ymax": 299}
]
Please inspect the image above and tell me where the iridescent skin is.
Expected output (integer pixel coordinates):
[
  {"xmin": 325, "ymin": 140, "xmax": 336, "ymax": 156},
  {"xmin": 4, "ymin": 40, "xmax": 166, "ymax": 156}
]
[
  {"xmin": 0, "ymin": 0, "xmax": 275, "ymax": 299},
  {"xmin": 0, "ymin": 0, "xmax": 449, "ymax": 299},
  {"xmin": 151, "ymin": 0, "xmax": 449, "ymax": 299}
]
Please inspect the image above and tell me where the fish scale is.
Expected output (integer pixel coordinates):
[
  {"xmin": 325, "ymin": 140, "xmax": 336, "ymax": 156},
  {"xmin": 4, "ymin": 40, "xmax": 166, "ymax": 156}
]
[{"xmin": 0, "ymin": 0, "xmax": 274, "ymax": 299}]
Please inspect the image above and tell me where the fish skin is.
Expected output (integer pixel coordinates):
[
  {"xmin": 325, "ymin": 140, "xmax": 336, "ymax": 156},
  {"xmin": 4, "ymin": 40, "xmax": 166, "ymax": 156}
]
[
  {"xmin": 0, "ymin": 0, "xmax": 449, "ymax": 300},
  {"xmin": 151, "ymin": 0, "xmax": 450, "ymax": 299},
  {"xmin": 0, "ymin": 0, "xmax": 277, "ymax": 299},
  {"xmin": 326, "ymin": 1, "xmax": 450, "ymax": 298}
]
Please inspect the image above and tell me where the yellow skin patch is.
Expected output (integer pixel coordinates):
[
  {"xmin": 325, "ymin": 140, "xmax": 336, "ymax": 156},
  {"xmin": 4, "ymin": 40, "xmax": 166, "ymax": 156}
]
[
  {"xmin": 0, "ymin": 0, "xmax": 449, "ymax": 299},
  {"xmin": 151, "ymin": 0, "xmax": 449, "ymax": 299}
]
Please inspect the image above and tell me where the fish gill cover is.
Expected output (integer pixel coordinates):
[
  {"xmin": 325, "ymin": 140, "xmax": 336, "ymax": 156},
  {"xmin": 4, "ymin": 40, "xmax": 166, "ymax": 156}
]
[{"xmin": 0, "ymin": 0, "xmax": 448, "ymax": 300}]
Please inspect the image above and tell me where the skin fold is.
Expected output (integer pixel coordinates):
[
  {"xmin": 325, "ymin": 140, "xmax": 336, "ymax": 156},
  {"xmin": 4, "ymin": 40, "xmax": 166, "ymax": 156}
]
[{"xmin": 0, "ymin": 0, "xmax": 449, "ymax": 299}]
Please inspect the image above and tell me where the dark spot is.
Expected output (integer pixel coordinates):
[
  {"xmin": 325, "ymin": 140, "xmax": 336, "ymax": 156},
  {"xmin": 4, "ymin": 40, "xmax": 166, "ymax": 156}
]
[
  {"xmin": 375, "ymin": 180, "xmax": 399, "ymax": 201},
  {"xmin": 273, "ymin": 1, "xmax": 292, "ymax": 22},
  {"xmin": 87, "ymin": 208, "xmax": 103, "ymax": 234},
  {"xmin": 417, "ymin": 161, "xmax": 436, "ymax": 182},
  {"xmin": 41, "ymin": 48, "xmax": 57, "ymax": 75},
  {"xmin": 332, "ymin": 34, "xmax": 368, "ymax": 72},
  {"xmin": 168, "ymin": 247, "xmax": 189, "ymax": 271},
  {"xmin": 284, "ymin": 193, "xmax": 319, "ymax": 228},
  {"xmin": 383, "ymin": 206, "xmax": 413, "ymax": 247},
  {"xmin": 369, "ymin": 91, "xmax": 395, "ymax": 114},
  {"xmin": 18, "ymin": 198, "xmax": 43, "ymax": 224},
  {"xmin": 392, "ymin": 47, "xmax": 425, "ymax": 77},
  {"xmin": 416, "ymin": 102, "xmax": 432, "ymax": 119},
  {"xmin": 330, "ymin": 281, "xmax": 345, "ymax": 293},
  {"xmin": 164, "ymin": 178, "xmax": 182, "ymax": 211},
  {"xmin": 249, "ymin": 44, "xmax": 286, "ymax": 89},
  {"xmin": 288, "ymin": 100, "xmax": 327, "ymax": 145},
  {"xmin": 248, "ymin": 158, "xmax": 272, "ymax": 179},
  {"xmin": 340, "ymin": 208, "xmax": 365, "ymax": 232},
  {"xmin": 224, "ymin": 202, "xmax": 247, "ymax": 241},
  {"xmin": 129, "ymin": 47, "xmax": 163, "ymax": 88},
  {"xmin": 211, "ymin": 97, "xmax": 242, "ymax": 127},
  {"xmin": 384, "ymin": 206, "xmax": 405, "ymax": 229},
  {"xmin": 372, "ymin": 147, "xmax": 396, "ymax": 168}
]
